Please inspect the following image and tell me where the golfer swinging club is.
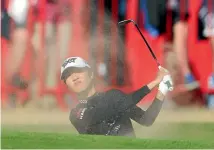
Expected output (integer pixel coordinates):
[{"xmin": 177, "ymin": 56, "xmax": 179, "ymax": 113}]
[{"xmin": 61, "ymin": 57, "xmax": 173, "ymax": 137}]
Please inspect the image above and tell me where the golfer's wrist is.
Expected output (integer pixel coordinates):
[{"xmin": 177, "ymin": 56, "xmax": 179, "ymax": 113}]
[
  {"xmin": 147, "ymin": 79, "xmax": 160, "ymax": 90},
  {"xmin": 156, "ymin": 90, "xmax": 165, "ymax": 101}
]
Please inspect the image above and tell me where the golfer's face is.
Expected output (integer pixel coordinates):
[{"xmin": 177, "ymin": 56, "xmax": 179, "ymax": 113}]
[{"xmin": 65, "ymin": 68, "xmax": 91, "ymax": 93}]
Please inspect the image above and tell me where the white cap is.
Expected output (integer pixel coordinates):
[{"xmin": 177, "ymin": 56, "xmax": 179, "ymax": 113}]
[{"xmin": 60, "ymin": 57, "xmax": 91, "ymax": 80}]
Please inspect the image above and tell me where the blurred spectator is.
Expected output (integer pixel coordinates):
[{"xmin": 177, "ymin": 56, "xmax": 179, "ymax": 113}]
[
  {"xmin": 139, "ymin": 0, "xmax": 200, "ymax": 89},
  {"xmin": 84, "ymin": 0, "xmax": 127, "ymax": 86},
  {"xmin": 32, "ymin": 0, "xmax": 72, "ymax": 88},
  {"xmin": 118, "ymin": 0, "xmax": 127, "ymax": 85},
  {"xmin": 1, "ymin": 0, "xmax": 10, "ymax": 102},
  {"xmin": 198, "ymin": 0, "xmax": 214, "ymax": 108},
  {"xmin": 2, "ymin": 0, "xmax": 30, "ymax": 89},
  {"xmin": 1, "ymin": 0, "xmax": 10, "ymax": 40},
  {"xmin": 198, "ymin": 0, "xmax": 214, "ymax": 89},
  {"xmin": 7, "ymin": 0, "xmax": 28, "ymax": 78}
]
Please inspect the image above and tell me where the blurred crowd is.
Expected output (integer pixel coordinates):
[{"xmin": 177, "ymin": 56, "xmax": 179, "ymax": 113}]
[{"xmin": 1, "ymin": 0, "xmax": 214, "ymax": 109}]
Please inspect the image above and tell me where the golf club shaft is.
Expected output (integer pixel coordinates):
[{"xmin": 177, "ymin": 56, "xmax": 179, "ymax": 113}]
[
  {"xmin": 118, "ymin": 19, "xmax": 173, "ymax": 90},
  {"xmin": 118, "ymin": 20, "xmax": 160, "ymax": 67}
]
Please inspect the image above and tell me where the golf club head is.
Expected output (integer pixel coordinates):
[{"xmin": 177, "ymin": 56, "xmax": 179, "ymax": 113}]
[{"xmin": 118, "ymin": 19, "xmax": 134, "ymax": 26}]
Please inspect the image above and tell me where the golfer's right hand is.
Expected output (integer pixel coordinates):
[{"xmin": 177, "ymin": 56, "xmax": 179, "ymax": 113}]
[{"xmin": 155, "ymin": 66, "xmax": 170, "ymax": 83}]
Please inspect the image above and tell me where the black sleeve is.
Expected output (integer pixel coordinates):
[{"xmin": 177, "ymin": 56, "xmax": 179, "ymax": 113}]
[
  {"xmin": 113, "ymin": 85, "xmax": 151, "ymax": 114},
  {"xmin": 130, "ymin": 98, "xmax": 164, "ymax": 126},
  {"xmin": 129, "ymin": 105, "xmax": 146, "ymax": 124}
]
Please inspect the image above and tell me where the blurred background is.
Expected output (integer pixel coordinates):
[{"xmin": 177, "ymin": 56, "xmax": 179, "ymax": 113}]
[{"xmin": 1, "ymin": 0, "xmax": 214, "ymax": 111}]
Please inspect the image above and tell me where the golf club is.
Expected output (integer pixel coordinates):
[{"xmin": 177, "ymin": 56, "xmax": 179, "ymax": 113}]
[
  {"xmin": 118, "ymin": 19, "xmax": 173, "ymax": 90},
  {"xmin": 118, "ymin": 19, "xmax": 160, "ymax": 67}
]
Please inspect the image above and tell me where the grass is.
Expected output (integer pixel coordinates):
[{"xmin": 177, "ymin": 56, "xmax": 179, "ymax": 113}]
[
  {"xmin": 1, "ymin": 130, "xmax": 214, "ymax": 149},
  {"xmin": 2, "ymin": 123, "xmax": 214, "ymax": 149}
]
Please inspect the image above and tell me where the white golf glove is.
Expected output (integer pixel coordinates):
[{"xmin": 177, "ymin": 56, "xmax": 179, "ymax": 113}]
[{"xmin": 158, "ymin": 75, "xmax": 174, "ymax": 95}]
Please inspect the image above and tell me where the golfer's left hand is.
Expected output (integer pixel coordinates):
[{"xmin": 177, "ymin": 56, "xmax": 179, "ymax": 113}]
[{"xmin": 158, "ymin": 74, "xmax": 174, "ymax": 95}]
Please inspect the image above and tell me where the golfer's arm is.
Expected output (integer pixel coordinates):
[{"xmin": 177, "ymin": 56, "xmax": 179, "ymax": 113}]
[
  {"xmin": 142, "ymin": 93, "xmax": 164, "ymax": 126},
  {"xmin": 126, "ymin": 79, "xmax": 160, "ymax": 104},
  {"xmin": 115, "ymin": 79, "xmax": 161, "ymax": 114},
  {"xmin": 132, "ymin": 91, "xmax": 164, "ymax": 126}
]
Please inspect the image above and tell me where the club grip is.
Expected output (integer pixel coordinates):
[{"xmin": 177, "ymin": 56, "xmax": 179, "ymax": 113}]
[{"xmin": 158, "ymin": 66, "xmax": 173, "ymax": 91}]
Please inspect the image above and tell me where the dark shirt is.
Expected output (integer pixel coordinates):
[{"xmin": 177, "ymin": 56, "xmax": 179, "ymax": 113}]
[{"xmin": 69, "ymin": 85, "xmax": 163, "ymax": 137}]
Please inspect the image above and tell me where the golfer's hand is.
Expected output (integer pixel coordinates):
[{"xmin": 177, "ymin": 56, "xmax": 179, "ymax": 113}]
[
  {"xmin": 147, "ymin": 66, "xmax": 170, "ymax": 90},
  {"xmin": 158, "ymin": 74, "xmax": 174, "ymax": 95},
  {"xmin": 155, "ymin": 66, "xmax": 169, "ymax": 83}
]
